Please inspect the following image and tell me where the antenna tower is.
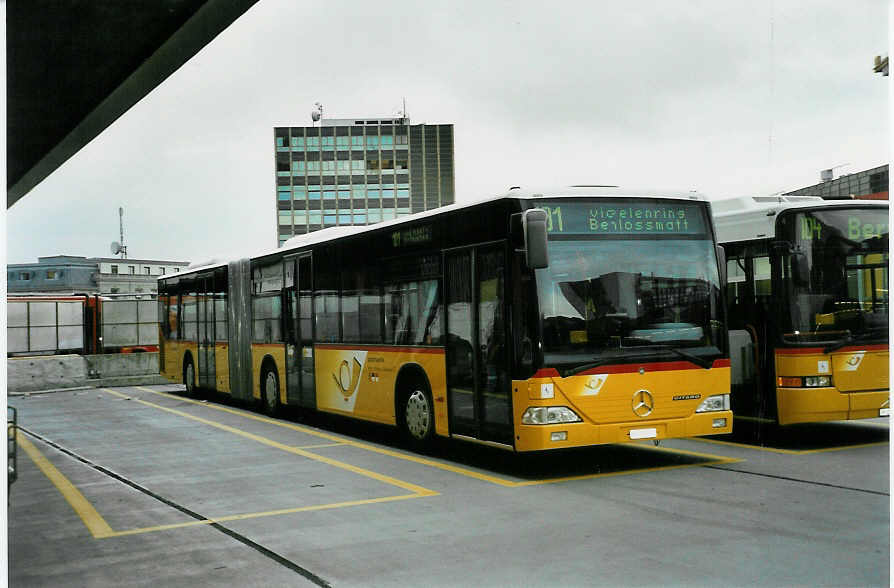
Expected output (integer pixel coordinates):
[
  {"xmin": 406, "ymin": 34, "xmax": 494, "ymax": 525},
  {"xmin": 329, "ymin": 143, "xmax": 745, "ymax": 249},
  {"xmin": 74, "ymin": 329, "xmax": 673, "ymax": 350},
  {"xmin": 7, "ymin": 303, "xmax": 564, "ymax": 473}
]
[{"xmin": 110, "ymin": 207, "xmax": 128, "ymax": 259}]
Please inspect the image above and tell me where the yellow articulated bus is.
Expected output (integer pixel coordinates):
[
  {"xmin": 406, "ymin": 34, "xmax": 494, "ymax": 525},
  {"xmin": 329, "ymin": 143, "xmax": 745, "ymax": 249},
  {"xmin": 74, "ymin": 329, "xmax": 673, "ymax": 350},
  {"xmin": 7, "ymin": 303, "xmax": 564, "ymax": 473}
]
[
  {"xmin": 712, "ymin": 195, "xmax": 888, "ymax": 425},
  {"xmin": 158, "ymin": 186, "xmax": 732, "ymax": 451}
]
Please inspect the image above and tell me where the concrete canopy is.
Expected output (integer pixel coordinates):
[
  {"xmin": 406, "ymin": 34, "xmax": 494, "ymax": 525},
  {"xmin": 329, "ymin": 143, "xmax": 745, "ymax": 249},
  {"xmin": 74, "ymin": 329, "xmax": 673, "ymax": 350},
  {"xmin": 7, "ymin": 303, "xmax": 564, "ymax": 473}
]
[{"xmin": 7, "ymin": 0, "xmax": 260, "ymax": 208}]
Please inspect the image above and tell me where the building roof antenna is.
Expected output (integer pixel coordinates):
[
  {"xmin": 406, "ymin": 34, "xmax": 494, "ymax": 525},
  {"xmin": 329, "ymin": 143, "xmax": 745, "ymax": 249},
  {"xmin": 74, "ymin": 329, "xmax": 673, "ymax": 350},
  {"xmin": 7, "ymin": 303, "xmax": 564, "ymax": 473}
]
[
  {"xmin": 110, "ymin": 206, "xmax": 128, "ymax": 259},
  {"xmin": 311, "ymin": 102, "xmax": 323, "ymax": 126}
]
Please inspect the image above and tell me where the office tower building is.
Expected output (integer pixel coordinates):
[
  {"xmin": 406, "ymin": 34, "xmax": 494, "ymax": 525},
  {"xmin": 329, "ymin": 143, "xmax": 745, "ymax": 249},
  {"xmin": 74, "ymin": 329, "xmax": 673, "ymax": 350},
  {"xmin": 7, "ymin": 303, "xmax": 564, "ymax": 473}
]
[{"xmin": 274, "ymin": 117, "xmax": 454, "ymax": 246}]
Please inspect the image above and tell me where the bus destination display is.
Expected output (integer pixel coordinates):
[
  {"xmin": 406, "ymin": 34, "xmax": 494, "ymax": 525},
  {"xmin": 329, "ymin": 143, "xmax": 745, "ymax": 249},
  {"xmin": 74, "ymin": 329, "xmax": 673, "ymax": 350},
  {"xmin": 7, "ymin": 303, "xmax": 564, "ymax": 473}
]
[{"xmin": 540, "ymin": 201, "xmax": 706, "ymax": 236}]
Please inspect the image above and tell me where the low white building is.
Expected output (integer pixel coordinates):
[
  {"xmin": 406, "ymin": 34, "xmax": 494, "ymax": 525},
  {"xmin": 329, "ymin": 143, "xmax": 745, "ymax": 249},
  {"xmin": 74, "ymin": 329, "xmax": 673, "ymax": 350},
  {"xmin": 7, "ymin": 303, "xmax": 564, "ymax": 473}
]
[{"xmin": 8, "ymin": 255, "xmax": 189, "ymax": 295}]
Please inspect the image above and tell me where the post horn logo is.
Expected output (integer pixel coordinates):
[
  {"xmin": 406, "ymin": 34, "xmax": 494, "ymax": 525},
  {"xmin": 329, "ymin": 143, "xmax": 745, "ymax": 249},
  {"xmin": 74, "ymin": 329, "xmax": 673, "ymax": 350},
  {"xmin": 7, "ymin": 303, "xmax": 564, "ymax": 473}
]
[
  {"xmin": 333, "ymin": 357, "xmax": 363, "ymax": 400},
  {"xmin": 632, "ymin": 389, "xmax": 654, "ymax": 418}
]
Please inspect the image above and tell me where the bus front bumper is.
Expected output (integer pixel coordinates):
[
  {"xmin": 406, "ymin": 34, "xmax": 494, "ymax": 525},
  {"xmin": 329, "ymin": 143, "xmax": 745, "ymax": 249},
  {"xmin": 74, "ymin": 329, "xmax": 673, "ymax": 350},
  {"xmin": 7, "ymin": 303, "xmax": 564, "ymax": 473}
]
[
  {"xmin": 513, "ymin": 410, "xmax": 733, "ymax": 452},
  {"xmin": 777, "ymin": 387, "xmax": 890, "ymax": 425}
]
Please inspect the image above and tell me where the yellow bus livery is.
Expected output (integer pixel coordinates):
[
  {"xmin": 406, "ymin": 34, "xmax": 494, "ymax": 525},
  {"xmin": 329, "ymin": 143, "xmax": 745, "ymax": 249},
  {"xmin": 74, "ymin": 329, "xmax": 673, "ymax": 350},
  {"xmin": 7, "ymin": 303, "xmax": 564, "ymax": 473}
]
[
  {"xmin": 713, "ymin": 195, "xmax": 888, "ymax": 425},
  {"xmin": 159, "ymin": 187, "xmax": 732, "ymax": 451}
]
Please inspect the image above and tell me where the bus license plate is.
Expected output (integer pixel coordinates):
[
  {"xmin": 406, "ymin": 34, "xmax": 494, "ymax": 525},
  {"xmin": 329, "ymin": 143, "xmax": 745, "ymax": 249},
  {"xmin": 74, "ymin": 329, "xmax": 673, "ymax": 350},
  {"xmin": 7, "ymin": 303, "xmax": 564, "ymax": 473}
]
[
  {"xmin": 880, "ymin": 408, "xmax": 890, "ymax": 417},
  {"xmin": 630, "ymin": 428, "xmax": 657, "ymax": 440}
]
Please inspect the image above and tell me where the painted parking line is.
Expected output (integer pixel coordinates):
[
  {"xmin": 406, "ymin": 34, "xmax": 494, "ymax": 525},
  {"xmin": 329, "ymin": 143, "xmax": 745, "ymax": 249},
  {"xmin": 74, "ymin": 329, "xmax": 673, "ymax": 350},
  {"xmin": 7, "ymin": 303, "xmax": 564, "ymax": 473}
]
[
  {"xmin": 18, "ymin": 388, "xmax": 439, "ymax": 539},
  {"xmin": 16, "ymin": 431, "xmax": 115, "ymax": 539},
  {"xmin": 135, "ymin": 386, "xmax": 740, "ymax": 487},
  {"xmin": 104, "ymin": 388, "xmax": 436, "ymax": 496},
  {"xmin": 19, "ymin": 431, "xmax": 426, "ymax": 539},
  {"xmin": 513, "ymin": 447, "xmax": 741, "ymax": 487},
  {"xmin": 294, "ymin": 443, "xmax": 348, "ymax": 450},
  {"xmin": 108, "ymin": 493, "xmax": 425, "ymax": 538},
  {"xmin": 691, "ymin": 435, "xmax": 889, "ymax": 455}
]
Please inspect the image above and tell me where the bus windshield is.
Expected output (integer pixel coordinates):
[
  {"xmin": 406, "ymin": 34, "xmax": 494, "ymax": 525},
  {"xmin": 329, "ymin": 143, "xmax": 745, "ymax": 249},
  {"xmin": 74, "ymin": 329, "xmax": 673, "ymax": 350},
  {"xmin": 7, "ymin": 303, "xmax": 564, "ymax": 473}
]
[
  {"xmin": 535, "ymin": 200, "xmax": 724, "ymax": 372},
  {"xmin": 778, "ymin": 207, "xmax": 889, "ymax": 345}
]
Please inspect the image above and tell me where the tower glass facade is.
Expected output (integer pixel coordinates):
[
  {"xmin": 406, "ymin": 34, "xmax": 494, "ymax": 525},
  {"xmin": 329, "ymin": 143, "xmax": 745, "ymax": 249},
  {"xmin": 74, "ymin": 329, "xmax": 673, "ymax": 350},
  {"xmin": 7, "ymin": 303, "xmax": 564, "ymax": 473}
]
[{"xmin": 274, "ymin": 118, "xmax": 454, "ymax": 246}]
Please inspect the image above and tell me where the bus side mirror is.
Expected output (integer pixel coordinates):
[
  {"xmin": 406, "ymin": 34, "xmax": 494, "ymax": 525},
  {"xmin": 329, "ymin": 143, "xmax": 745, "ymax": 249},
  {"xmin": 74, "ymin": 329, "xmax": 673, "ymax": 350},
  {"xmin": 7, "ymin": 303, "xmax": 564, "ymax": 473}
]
[
  {"xmin": 523, "ymin": 209, "xmax": 549, "ymax": 269},
  {"xmin": 716, "ymin": 245, "xmax": 726, "ymax": 286},
  {"xmin": 791, "ymin": 252, "xmax": 809, "ymax": 286}
]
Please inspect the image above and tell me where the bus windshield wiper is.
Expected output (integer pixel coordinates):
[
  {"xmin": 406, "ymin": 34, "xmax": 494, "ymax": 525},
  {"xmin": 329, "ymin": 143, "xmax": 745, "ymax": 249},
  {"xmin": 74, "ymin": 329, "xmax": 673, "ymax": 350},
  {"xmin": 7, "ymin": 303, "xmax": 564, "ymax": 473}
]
[
  {"xmin": 627, "ymin": 344, "xmax": 716, "ymax": 369},
  {"xmin": 823, "ymin": 327, "xmax": 888, "ymax": 353},
  {"xmin": 563, "ymin": 358, "xmax": 616, "ymax": 377},
  {"xmin": 822, "ymin": 332, "xmax": 853, "ymax": 353},
  {"xmin": 562, "ymin": 346, "xmax": 714, "ymax": 377}
]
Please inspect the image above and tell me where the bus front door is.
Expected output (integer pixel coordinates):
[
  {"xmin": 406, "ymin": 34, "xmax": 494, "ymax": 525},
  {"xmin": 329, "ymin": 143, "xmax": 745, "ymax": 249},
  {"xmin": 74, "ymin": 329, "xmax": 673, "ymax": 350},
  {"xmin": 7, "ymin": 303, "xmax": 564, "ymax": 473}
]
[{"xmin": 446, "ymin": 244, "xmax": 512, "ymax": 446}]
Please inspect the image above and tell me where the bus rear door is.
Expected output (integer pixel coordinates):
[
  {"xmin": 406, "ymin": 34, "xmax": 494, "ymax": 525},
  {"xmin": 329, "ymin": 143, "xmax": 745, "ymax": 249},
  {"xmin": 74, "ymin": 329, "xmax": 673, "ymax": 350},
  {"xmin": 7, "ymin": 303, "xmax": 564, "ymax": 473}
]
[{"xmin": 285, "ymin": 254, "xmax": 315, "ymax": 408}]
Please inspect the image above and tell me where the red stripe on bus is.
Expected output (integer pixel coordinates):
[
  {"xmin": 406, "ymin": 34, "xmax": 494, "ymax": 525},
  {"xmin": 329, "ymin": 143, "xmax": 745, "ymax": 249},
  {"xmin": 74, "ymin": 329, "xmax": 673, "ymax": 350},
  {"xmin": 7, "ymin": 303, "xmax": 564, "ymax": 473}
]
[
  {"xmin": 776, "ymin": 344, "xmax": 889, "ymax": 355},
  {"xmin": 534, "ymin": 358, "xmax": 729, "ymax": 378},
  {"xmin": 314, "ymin": 343, "xmax": 446, "ymax": 355}
]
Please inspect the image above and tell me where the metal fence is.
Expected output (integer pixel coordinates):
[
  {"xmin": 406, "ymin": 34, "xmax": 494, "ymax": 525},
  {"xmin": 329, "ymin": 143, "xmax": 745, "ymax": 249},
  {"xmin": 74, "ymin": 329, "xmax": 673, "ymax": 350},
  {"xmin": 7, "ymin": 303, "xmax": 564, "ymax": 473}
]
[
  {"xmin": 7, "ymin": 299, "xmax": 85, "ymax": 354},
  {"xmin": 6, "ymin": 294, "xmax": 158, "ymax": 356},
  {"xmin": 100, "ymin": 298, "xmax": 158, "ymax": 349}
]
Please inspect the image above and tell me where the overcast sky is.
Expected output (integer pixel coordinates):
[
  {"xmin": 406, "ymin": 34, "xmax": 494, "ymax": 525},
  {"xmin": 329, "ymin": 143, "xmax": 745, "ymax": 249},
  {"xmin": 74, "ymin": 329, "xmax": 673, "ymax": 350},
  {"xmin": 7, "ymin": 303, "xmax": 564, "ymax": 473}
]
[{"xmin": 4, "ymin": 0, "xmax": 890, "ymax": 265}]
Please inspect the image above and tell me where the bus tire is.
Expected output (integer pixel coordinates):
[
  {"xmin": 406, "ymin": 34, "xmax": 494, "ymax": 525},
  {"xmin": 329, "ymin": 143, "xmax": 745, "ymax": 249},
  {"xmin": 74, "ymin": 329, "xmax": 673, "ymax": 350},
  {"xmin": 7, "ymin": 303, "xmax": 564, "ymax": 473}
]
[
  {"xmin": 183, "ymin": 355, "xmax": 197, "ymax": 398},
  {"xmin": 261, "ymin": 363, "xmax": 280, "ymax": 417},
  {"xmin": 400, "ymin": 380, "xmax": 435, "ymax": 446}
]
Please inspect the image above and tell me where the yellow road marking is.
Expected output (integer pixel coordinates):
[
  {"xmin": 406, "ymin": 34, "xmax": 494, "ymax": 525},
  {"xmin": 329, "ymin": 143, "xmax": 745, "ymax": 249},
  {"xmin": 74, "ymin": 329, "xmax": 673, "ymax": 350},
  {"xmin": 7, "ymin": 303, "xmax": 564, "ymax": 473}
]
[
  {"xmin": 18, "ymin": 389, "xmax": 439, "ymax": 540},
  {"xmin": 17, "ymin": 432, "xmax": 115, "ymax": 539},
  {"xmin": 105, "ymin": 388, "xmax": 435, "ymax": 497},
  {"xmin": 633, "ymin": 441, "xmax": 742, "ymax": 461},
  {"xmin": 692, "ymin": 436, "xmax": 889, "ymax": 455},
  {"xmin": 794, "ymin": 441, "xmax": 889, "ymax": 455},
  {"xmin": 512, "ymin": 457, "xmax": 742, "ymax": 487},
  {"xmin": 135, "ymin": 386, "xmax": 738, "ymax": 487},
  {"xmin": 108, "ymin": 493, "xmax": 421, "ymax": 538},
  {"xmin": 138, "ymin": 386, "xmax": 521, "ymax": 486},
  {"xmin": 21, "ymin": 428, "xmax": 425, "ymax": 539},
  {"xmin": 294, "ymin": 442, "xmax": 346, "ymax": 450}
]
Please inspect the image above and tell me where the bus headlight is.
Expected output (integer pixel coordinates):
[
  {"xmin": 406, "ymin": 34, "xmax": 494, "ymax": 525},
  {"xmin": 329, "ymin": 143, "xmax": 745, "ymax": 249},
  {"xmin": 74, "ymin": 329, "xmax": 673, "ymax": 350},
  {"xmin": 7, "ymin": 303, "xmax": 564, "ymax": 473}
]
[
  {"xmin": 695, "ymin": 394, "xmax": 730, "ymax": 413},
  {"xmin": 521, "ymin": 406, "xmax": 583, "ymax": 425},
  {"xmin": 804, "ymin": 376, "xmax": 832, "ymax": 387},
  {"xmin": 777, "ymin": 376, "xmax": 833, "ymax": 388}
]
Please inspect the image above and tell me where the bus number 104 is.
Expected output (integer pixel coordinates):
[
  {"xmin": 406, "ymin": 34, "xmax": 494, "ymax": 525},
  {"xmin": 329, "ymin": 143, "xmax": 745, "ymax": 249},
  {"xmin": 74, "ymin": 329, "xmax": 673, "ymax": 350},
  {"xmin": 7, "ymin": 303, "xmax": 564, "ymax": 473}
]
[{"xmin": 543, "ymin": 206, "xmax": 564, "ymax": 232}]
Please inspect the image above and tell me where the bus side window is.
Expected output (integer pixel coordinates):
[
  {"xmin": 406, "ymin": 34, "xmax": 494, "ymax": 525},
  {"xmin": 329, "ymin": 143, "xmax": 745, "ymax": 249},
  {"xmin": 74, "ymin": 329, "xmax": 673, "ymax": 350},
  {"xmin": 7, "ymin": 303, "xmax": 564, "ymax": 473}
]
[
  {"xmin": 385, "ymin": 283, "xmax": 414, "ymax": 345},
  {"xmin": 314, "ymin": 246, "xmax": 341, "ymax": 343},
  {"xmin": 342, "ymin": 267, "xmax": 382, "ymax": 344},
  {"xmin": 726, "ymin": 254, "xmax": 747, "ymax": 327},
  {"xmin": 251, "ymin": 260, "xmax": 284, "ymax": 343},
  {"xmin": 314, "ymin": 291, "xmax": 339, "ymax": 343},
  {"xmin": 753, "ymin": 255, "xmax": 772, "ymax": 297},
  {"xmin": 384, "ymin": 280, "xmax": 441, "ymax": 345}
]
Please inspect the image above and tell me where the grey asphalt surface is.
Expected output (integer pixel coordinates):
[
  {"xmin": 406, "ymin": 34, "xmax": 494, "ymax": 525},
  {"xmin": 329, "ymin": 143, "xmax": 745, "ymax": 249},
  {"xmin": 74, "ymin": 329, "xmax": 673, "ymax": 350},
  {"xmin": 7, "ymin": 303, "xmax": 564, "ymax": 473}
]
[{"xmin": 8, "ymin": 384, "xmax": 890, "ymax": 587}]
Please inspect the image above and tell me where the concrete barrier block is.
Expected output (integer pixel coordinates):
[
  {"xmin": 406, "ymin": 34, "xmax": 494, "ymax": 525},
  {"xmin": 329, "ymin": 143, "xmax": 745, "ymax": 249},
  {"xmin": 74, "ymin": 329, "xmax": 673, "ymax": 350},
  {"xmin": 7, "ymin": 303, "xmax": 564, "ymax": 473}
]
[
  {"xmin": 7, "ymin": 355, "xmax": 88, "ymax": 392},
  {"xmin": 84, "ymin": 353, "xmax": 159, "ymax": 378}
]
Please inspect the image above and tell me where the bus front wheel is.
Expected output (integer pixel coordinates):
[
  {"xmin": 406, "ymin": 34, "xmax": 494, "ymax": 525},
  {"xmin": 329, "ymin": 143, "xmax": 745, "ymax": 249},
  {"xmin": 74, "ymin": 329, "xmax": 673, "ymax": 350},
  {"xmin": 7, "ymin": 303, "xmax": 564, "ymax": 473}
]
[
  {"xmin": 261, "ymin": 366, "xmax": 280, "ymax": 417},
  {"xmin": 402, "ymin": 384, "xmax": 434, "ymax": 445}
]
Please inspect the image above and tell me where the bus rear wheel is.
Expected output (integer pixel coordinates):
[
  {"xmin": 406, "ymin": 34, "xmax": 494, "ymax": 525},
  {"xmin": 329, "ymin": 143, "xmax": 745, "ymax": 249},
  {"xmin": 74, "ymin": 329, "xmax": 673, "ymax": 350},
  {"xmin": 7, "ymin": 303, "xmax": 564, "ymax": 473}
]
[
  {"xmin": 402, "ymin": 385, "xmax": 434, "ymax": 445},
  {"xmin": 183, "ymin": 356, "xmax": 197, "ymax": 398},
  {"xmin": 261, "ymin": 366, "xmax": 280, "ymax": 417}
]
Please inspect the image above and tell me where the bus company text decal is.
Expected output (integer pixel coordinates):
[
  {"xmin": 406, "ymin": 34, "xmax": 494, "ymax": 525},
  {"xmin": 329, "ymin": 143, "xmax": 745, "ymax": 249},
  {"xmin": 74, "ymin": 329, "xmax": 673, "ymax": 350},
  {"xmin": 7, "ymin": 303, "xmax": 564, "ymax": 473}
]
[{"xmin": 392, "ymin": 225, "xmax": 433, "ymax": 248}]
